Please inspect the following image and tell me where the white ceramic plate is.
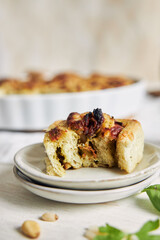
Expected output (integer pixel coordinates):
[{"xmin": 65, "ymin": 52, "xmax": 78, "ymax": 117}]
[
  {"xmin": 13, "ymin": 166, "xmax": 159, "ymax": 204},
  {"xmin": 14, "ymin": 142, "xmax": 160, "ymax": 190},
  {"xmin": 0, "ymin": 78, "xmax": 145, "ymax": 130}
]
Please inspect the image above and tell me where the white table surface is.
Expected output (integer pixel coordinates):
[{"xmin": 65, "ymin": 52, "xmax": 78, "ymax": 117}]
[
  {"xmin": 0, "ymin": 94, "xmax": 160, "ymax": 239},
  {"xmin": 1, "ymin": 164, "xmax": 160, "ymax": 240}
]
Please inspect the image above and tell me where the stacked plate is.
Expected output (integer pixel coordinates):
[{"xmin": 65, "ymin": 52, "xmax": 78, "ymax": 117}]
[{"xmin": 13, "ymin": 142, "xmax": 160, "ymax": 204}]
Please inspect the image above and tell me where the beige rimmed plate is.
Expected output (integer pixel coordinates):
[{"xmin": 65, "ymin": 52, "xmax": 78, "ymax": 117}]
[
  {"xmin": 13, "ymin": 166, "xmax": 159, "ymax": 204},
  {"xmin": 14, "ymin": 142, "xmax": 160, "ymax": 190}
]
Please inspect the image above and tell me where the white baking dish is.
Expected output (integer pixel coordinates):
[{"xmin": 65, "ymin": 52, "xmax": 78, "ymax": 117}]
[{"xmin": 0, "ymin": 79, "xmax": 145, "ymax": 130}]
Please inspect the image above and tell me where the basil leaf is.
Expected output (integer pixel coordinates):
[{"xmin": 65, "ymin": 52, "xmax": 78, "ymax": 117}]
[
  {"xmin": 99, "ymin": 224, "xmax": 126, "ymax": 236},
  {"xmin": 135, "ymin": 219, "xmax": 160, "ymax": 240},
  {"xmin": 91, "ymin": 224, "xmax": 126, "ymax": 240},
  {"xmin": 136, "ymin": 219, "xmax": 160, "ymax": 235},
  {"xmin": 135, "ymin": 235, "xmax": 160, "ymax": 240},
  {"xmin": 85, "ymin": 219, "xmax": 160, "ymax": 240},
  {"xmin": 142, "ymin": 185, "xmax": 160, "ymax": 211},
  {"xmin": 94, "ymin": 236, "xmax": 125, "ymax": 240}
]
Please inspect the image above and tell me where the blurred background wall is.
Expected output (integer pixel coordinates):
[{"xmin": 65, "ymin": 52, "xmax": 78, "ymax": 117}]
[{"xmin": 0, "ymin": 0, "xmax": 160, "ymax": 84}]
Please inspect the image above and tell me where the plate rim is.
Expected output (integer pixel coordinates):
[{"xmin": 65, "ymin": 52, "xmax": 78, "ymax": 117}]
[
  {"xmin": 13, "ymin": 166, "xmax": 159, "ymax": 195},
  {"xmin": 14, "ymin": 141, "xmax": 160, "ymax": 184}
]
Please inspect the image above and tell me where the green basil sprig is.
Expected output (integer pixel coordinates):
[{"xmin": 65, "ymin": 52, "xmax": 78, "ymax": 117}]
[
  {"xmin": 142, "ymin": 184, "xmax": 160, "ymax": 212},
  {"xmin": 85, "ymin": 219, "xmax": 160, "ymax": 240},
  {"xmin": 135, "ymin": 219, "xmax": 160, "ymax": 240}
]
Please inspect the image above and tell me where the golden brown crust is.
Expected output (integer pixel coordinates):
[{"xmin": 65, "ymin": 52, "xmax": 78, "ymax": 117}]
[
  {"xmin": 115, "ymin": 119, "xmax": 144, "ymax": 173},
  {"xmin": 46, "ymin": 109, "xmax": 118, "ymax": 142},
  {"xmin": 0, "ymin": 72, "xmax": 134, "ymax": 95},
  {"xmin": 43, "ymin": 109, "xmax": 144, "ymax": 176}
]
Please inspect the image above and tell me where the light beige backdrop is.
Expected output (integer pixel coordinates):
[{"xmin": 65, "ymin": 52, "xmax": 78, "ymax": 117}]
[{"xmin": 0, "ymin": 0, "xmax": 160, "ymax": 84}]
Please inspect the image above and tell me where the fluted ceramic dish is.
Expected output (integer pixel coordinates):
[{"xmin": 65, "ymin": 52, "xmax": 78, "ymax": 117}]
[
  {"xmin": 13, "ymin": 166, "xmax": 159, "ymax": 204},
  {"xmin": 0, "ymin": 78, "xmax": 145, "ymax": 130},
  {"xmin": 14, "ymin": 142, "xmax": 160, "ymax": 190}
]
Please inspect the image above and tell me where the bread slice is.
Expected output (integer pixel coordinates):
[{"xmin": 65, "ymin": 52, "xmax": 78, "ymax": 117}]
[
  {"xmin": 115, "ymin": 119, "xmax": 144, "ymax": 173},
  {"xmin": 43, "ymin": 109, "xmax": 144, "ymax": 177}
]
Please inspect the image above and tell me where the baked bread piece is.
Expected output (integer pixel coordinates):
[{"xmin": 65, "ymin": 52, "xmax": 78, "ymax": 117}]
[
  {"xmin": 0, "ymin": 72, "xmax": 45, "ymax": 95},
  {"xmin": 0, "ymin": 72, "xmax": 134, "ymax": 95},
  {"xmin": 43, "ymin": 109, "xmax": 144, "ymax": 177}
]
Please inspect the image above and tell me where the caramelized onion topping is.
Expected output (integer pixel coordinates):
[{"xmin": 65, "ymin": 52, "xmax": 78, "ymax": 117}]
[
  {"xmin": 110, "ymin": 124, "xmax": 123, "ymax": 139},
  {"xmin": 67, "ymin": 108, "xmax": 104, "ymax": 137},
  {"xmin": 101, "ymin": 121, "xmax": 123, "ymax": 140}
]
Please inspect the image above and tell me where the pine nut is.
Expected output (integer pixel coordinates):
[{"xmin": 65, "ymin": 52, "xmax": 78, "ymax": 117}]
[
  {"xmin": 21, "ymin": 220, "xmax": 40, "ymax": 239},
  {"xmin": 41, "ymin": 212, "xmax": 58, "ymax": 222}
]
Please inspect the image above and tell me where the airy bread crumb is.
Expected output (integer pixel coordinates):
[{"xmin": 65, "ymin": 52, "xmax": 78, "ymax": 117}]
[{"xmin": 43, "ymin": 109, "xmax": 144, "ymax": 177}]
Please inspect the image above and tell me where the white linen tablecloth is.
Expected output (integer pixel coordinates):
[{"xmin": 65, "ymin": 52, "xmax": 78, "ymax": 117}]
[{"xmin": 0, "ymin": 164, "xmax": 160, "ymax": 240}]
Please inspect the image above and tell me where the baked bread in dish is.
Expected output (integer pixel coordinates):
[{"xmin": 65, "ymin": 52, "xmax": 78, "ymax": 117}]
[
  {"xmin": 0, "ymin": 72, "xmax": 134, "ymax": 95},
  {"xmin": 43, "ymin": 109, "xmax": 144, "ymax": 177}
]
